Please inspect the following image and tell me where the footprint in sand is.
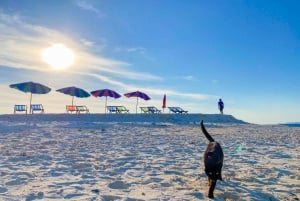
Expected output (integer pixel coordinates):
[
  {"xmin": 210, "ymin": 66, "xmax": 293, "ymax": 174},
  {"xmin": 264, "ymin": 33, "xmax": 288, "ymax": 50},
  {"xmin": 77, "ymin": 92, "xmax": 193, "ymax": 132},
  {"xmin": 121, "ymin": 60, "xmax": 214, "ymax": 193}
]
[
  {"xmin": 108, "ymin": 180, "xmax": 130, "ymax": 189},
  {"xmin": 0, "ymin": 187, "xmax": 7, "ymax": 194},
  {"xmin": 101, "ymin": 195, "xmax": 122, "ymax": 200},
  {"xmin": 6, "ymin": 178, "xmax": 27, "ymax": 186},
  {"xmin": 91, "ymin": 189, "xmax": 100, "ymax": 194},
  {"xmin": 63, "ymin": 193, "xmax": 85, "ymax": 199},
  {"xmin": 25, "ymin": 192, "xmax": 44, "ymax": 201}
]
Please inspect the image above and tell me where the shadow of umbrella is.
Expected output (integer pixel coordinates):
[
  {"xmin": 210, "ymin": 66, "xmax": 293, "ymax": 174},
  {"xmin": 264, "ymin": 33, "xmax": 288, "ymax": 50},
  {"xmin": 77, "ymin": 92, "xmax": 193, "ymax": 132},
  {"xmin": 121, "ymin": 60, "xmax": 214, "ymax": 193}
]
[
  {"xmin": 91, "ymin": 89, "xmax": 121, "ymax": 113},
  {"xmin": 124, "ymin": 90, "xmax": 151, "ymax": 113},
  {"xmin": 9, "ymin": 81, "xmax": 51, "ymax": 114},
  {"xmin": 56, "ymin": 86, "xmax": 90, "ymax": 105}
]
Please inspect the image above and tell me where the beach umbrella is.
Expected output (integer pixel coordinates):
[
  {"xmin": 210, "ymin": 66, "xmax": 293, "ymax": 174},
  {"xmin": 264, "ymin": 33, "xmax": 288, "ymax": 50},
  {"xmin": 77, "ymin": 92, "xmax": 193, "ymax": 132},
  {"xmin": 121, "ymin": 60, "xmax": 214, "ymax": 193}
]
[
  {"xmin": 124, "ymin": 90, "xmax": 151, "ymax": 113},
  {"xmin": 90, "ymin": 89, "xmax": 121, "ymax": 113},
  {"xmin": 162, "ymin": 94, "xmax": 166, "ymax": 112},
  {"xmin": 56, "ymin": 86, "xmax": 90, "ymax": 106},
  {"xmin": 9, "ymin": 81, "xmax": 51, "ymax": 113}
]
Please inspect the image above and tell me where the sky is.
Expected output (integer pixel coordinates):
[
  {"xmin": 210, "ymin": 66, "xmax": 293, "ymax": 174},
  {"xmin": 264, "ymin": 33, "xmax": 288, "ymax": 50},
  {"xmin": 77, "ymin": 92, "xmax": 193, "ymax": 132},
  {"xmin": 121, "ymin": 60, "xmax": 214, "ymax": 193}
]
[{"xmin": 0, "ymin": 0, "xmax": 299, "ymax": 124}]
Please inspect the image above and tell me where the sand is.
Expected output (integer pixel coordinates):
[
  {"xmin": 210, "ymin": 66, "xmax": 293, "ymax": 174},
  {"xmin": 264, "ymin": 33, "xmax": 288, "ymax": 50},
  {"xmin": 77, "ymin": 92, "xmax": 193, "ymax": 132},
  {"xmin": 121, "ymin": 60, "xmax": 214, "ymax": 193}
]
[{"xmin": 0, "ymin": 114, "xmax": 299, "ymax": 200}]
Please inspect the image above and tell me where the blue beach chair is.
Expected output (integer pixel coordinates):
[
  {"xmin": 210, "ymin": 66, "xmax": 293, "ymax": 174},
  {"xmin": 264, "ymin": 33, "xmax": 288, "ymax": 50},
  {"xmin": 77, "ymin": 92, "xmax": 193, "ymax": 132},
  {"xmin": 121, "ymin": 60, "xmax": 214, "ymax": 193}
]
[
  {"xmin": 175, "ymin": 107, "xmax": 188, "ymax": 114},
  {"xmin": 107, "ymin": 106, "xmax": 118, "ymax": 113},
  {"xmin": 148, "ymin": 106, "xmax": 161, "ymax": 113},
  {"xmin": 168, "ymin": 106, "xmax": 188, "ymax": 114},
  {"xmin": 14, "ymin": 105, "xmax": 27, "ymax": 114},
  {"xmin": 30, "ymin": 104, "xmax": 44, "ymax": 114}
]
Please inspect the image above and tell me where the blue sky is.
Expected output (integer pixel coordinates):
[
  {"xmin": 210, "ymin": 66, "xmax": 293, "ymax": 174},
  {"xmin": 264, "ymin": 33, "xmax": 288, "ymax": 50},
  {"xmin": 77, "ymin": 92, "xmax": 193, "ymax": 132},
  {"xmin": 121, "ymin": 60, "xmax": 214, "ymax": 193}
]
[{"xmin": 0, "ymin": 0, "xmax": 299, "ymax": 124}]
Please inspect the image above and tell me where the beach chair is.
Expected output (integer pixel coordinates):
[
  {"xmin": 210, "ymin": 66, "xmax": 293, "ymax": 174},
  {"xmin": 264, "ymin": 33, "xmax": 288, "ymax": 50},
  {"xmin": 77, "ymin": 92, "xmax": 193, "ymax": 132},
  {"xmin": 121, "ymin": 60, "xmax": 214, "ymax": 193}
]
[
  {"xmin": 116, "ymin": 106, "xmax": 129, "ymax": 113},
  {"xmin": 66, "ymin": 105, "xmax": 77, "ymax": 113},
  {"xmin": 148, "ymin": 106, "xmax": 161, "ymax": 113},
  {"xmin": 168, "ymin": 106, "xmax": 188, "ymax": 114},
  {"xmin": 140, "ymin": 107, "xmax": 150, "ymax": 113},
  {"xmin": 107, "ymin": 106, "xmax": 118, "ymax": 113},
  {"xmin": 168, "ymin": 107, "xmax": 179, "ymax": 113},
  {"xmin": 30, "ymin": 104, "xmax": 44, "ymax": 114},
  {"xmin": 175, "ymin": 107, "xmax": 188, "ymax": 114},
  {"xmin": 14, "ymin": 105, "xmax": 27, "ymax": 114},
  {"xmin": 76, "ymin": 105, "xmax": 89, "ymax": 114}
]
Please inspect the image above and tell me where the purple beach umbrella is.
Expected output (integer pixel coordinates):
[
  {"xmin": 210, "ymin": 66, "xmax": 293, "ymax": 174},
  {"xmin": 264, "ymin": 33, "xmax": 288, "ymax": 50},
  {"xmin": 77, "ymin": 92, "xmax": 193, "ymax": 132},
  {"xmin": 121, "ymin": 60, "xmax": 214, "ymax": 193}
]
[
  {"xmin": 124, "ymin": 90, "xmax": 151, "ymax": 113},
  {"xmin": 91, "ymin": 89, "xmax": 121, "ymax": 113}
]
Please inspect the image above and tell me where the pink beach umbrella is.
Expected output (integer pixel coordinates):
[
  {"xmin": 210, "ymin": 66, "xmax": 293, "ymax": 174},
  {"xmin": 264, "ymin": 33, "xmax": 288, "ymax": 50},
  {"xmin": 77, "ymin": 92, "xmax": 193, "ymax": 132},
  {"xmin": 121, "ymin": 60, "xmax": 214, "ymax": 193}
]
[
  {"xmin": 90, "ymin": 89, "xmax": 121, "ymax": 113},
  {"xmin": 124, "ymin": 91, "xmax": 151, "ymax": 113}
]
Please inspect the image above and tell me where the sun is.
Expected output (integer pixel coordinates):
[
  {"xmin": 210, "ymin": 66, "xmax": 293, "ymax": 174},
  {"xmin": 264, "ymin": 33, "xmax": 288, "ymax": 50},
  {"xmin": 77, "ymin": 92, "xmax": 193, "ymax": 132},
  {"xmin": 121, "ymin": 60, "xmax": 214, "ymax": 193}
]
[{"xmin": 42, "ymin": 44, "xmax": 75, "ymax": 70}]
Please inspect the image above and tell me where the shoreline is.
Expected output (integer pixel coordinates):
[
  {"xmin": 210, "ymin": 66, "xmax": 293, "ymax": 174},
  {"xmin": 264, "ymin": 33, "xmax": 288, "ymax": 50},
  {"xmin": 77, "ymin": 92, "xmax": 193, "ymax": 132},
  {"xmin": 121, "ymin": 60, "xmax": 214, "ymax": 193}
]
[{"xmin": 0, "ymin": 113, "xmax": 248, "ymax": 125}]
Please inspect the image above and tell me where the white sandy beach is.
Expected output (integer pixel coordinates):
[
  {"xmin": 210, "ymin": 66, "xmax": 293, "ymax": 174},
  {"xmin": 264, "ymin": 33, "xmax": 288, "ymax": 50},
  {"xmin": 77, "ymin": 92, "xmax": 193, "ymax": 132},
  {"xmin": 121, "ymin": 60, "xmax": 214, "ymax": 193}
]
[{"xmin": 0, "ymin": 114, "xmax": 299, "ymax": 201}]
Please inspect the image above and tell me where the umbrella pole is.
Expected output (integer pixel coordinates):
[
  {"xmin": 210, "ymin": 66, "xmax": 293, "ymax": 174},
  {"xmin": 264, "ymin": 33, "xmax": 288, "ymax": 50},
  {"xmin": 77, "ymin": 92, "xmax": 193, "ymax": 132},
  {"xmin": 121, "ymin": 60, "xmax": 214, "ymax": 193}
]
[
  {"xmin": 105, "ymin": 96, "xmax": 107, "ymax": 114},
  {"xmin": 72, "ymin": 96, "xmax": 74, "ymax": 106},
  {"xmin": 136, "ymin": 97, "xmax": 138, "ymax": 114},
  {"xmin": 30, "ymin": 93, "xmax": 32, "ymax": 114}
]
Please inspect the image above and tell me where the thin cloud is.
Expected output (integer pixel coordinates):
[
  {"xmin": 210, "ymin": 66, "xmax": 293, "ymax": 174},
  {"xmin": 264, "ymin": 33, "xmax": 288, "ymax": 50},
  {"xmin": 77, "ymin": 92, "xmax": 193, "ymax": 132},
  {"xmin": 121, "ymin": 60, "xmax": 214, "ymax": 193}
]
[
  {"xmin": 211, "ymin": 79, "xmax": 219, "ymax": 84},
  {"xmin": 79, "ymin": 37, "xmax": 107, "ymax": 52},
  {"xmin": 126, "ymin": 47, "xmax": 146, "ymax": 54},
  {"xmin": 115, "ymin": 46, "xmax": 146, "ymax": 54},
  {"xmin": 114, "ymin": 46, "xmax": 156, "ymax": 62},
  {"xmin": 0, "ymin": 12, "xmax": 81, "ymax": 72},
  {"xmin": 0, "ymin": 11, "xmax": 215, "ymax": 104},
  {"xmin": 0, "ymin": 12, "xmax": 160, "ymax": 81},
  {"xmin": 183, "ymin": 75, "xmax": 195, "ymax": 81},
  {"xmin": 145, "ymin": 88, "xmax": 216, "ymax": 101},
  {"xmin": 75, "ymin": 51, "xmax": 162, "ymax": 81},
  {"xmin": 75, "ymin": 71, "xmax": 214, "ymax": 101},
  {"xmin": 75, "ymin": 0, "xmax": 104, "ymax": 18},
  {"xmin": 80, "ymin": 38, "xmax": 95, "ymax": 47}
]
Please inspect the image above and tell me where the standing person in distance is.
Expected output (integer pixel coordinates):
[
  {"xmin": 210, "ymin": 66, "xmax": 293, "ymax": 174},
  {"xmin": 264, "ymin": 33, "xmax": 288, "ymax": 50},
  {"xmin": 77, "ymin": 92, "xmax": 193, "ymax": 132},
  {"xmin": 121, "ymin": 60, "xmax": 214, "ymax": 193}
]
[{"xmin": 218, "ymin": 98, "xmax": 224, "ymax": 114}]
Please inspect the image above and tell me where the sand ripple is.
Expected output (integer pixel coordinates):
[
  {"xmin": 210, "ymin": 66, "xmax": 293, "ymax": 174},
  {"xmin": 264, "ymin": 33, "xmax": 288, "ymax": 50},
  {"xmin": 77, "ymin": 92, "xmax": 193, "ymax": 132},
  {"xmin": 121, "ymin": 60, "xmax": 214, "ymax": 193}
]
[{"xmin": 0, "ymin": 115, "xmax": 299, "ymax": 200}]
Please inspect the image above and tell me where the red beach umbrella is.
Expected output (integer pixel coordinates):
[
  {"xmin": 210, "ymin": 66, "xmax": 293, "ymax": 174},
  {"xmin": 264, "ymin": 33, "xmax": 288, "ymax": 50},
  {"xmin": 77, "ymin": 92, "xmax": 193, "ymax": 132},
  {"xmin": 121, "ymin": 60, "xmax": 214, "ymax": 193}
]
[{"xmin": 162, "ymin": 94, "xmax": 166, "ymax": 112}]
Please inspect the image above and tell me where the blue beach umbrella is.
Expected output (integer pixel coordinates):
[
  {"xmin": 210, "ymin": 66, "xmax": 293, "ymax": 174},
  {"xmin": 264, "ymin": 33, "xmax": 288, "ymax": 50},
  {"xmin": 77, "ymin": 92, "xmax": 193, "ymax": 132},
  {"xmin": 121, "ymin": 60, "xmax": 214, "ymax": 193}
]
[
  {"xmin": 56, "ymin": 86, "xmax": 90, "ymax": 106},
  {"xmin": 124, "ymin": 90, "xmax": 151, "ymax": 113},
  {"xmin": 91, "ymin": 89, "xmax": 121, "ymax": 113},
  {"xmin": 9, "ymin": 81, "xmax": 51, "ymax": 112}
]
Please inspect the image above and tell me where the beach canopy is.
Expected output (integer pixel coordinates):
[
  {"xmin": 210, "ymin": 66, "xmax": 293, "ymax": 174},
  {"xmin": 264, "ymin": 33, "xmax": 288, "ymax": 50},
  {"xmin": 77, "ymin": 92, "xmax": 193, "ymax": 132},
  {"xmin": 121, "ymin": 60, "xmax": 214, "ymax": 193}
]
[
  {"xmin": 9, "ymin": 81, "xmax": 51, "ymax": 112},
  {"xmin": 91, "ymin": 89, "xmax": 121, "ymax": 113},
  {"xmin": 124, "ymin": 90, "xmax": 151, "ymax": 113},
  {"xmin": 56, "ymin": 86, "xmax": 90, "ymax": 106}
]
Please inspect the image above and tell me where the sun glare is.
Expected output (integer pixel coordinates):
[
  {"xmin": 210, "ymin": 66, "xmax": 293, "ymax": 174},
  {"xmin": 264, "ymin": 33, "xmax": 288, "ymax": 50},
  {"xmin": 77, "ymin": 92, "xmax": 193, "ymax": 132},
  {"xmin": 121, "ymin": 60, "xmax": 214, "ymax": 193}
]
[{"xmin": 42, "ymin": 44, "xmax": 75, "ymax": 70}]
